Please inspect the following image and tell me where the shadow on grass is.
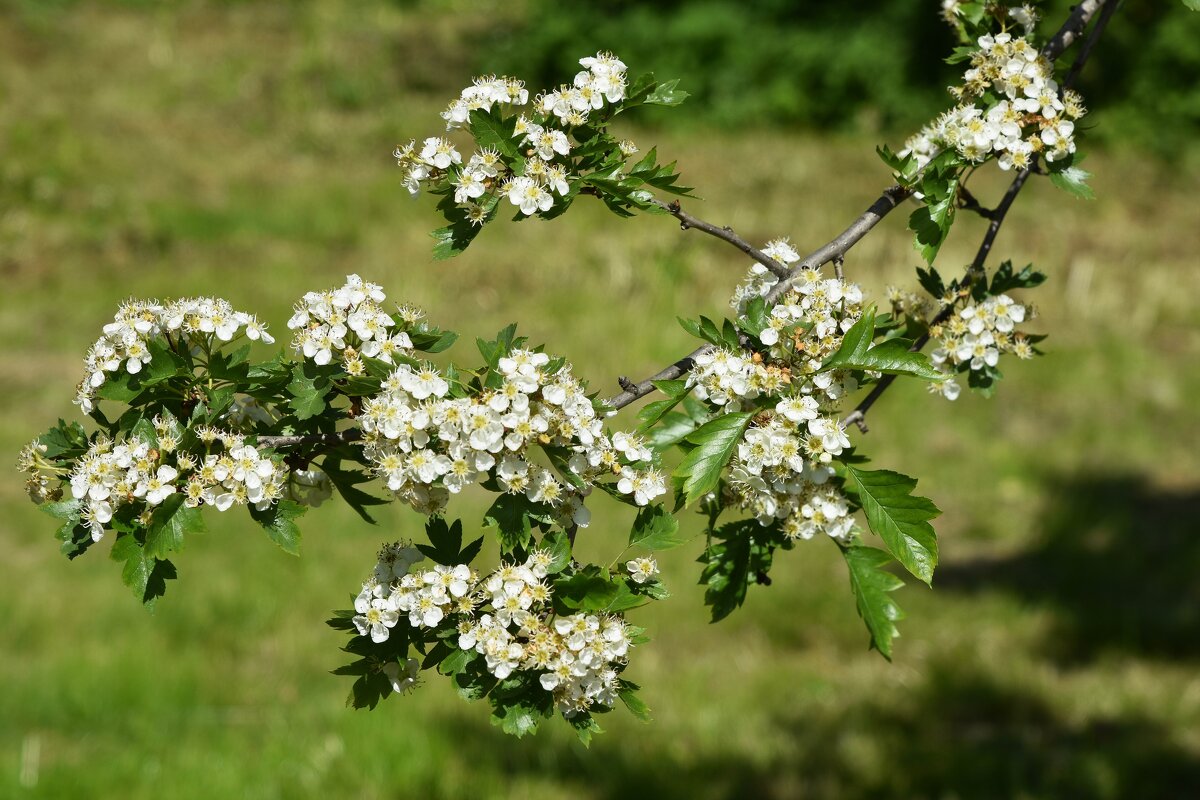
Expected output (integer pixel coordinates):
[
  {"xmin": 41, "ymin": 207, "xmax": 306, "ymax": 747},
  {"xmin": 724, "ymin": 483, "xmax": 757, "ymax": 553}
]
[
  {"xmin": 444, "ymin": 662, "xmax": 1200, "ymax": 799},
  {"xmin": 938, "ymin": 473, "xmax": 1200, "ymax": 663}
]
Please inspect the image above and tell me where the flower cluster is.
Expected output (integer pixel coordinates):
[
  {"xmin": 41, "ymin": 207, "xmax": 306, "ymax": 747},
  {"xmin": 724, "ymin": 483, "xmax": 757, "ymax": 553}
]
[
  {"xmin": 537, "ymin": 51, "xmax": 628, "ymax": 124},
  {"xmin": 18, "ymin": 440, "xmax": 63, "ymax": 505},
  {"xmin": 60, "ymin": 419, "xmax": 287, "ymax": 543},
  {"xmin": 685, "ymin": 247, "xmax": 868, "ymax": 539},
  {"xmin": 440, "ymin": 75, "xmax": 530, "ymax": 131},
  {"xmin": 354, "ymin": 544, "xmax": 642, "ymax": 718},
  {"xmin": 183, "ymin": 430, "xmax": 286, "ymax": 512},
  {"xmin": 931, "ymin": 294, "xmax": 1034, "ymax": 392},
  {"xmin": 75, "ymin": 297, "xmax": 272, "ymax": 413},
  {"xmin": 726, "ymin": 404, "xmax": 855, "ymax": 540},
  {"xmin": 941, "ymin": 1, "xmax": 1039, "ymax": 36},
  {"xmin": 394, "ymin": 52, "xmax": 630, "ymax": 223},
  {"xmin": 359, "ymin": 349, "xmax": 665, "ymax": 519},
  {"xmin": 287, "ymin": 274, "xmax": 413, "ymax": 374},
  {"xmin": 903, "ymin": 32, "xmax": 1086, "ymax": 169}
]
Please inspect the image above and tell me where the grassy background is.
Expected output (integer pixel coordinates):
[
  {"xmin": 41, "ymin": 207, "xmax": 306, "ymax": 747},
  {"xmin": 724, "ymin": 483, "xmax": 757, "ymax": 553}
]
[{"xmin": 2, "ymin": 2, "xmax": 1199, "ymax": 798}]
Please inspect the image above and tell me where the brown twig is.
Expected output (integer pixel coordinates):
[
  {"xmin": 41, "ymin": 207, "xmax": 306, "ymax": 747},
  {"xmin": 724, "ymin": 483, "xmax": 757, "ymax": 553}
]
[
  {"xmin": 649, "ymin": 198, "xmax": 790, "ymax": 279},
  {"xmin": 256, "ymin": 429, "xmax": 362, "ymax": 449}
]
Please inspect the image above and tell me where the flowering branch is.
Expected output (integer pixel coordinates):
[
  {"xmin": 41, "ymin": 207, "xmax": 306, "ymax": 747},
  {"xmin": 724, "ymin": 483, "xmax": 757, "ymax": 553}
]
[
  {"xmin": 21, "ymin": 0, "xmax": 1121, "ymax": 743},
  {"xmin": 607, "ymin": 0, "xmax": 1109, "ymax": 414},
  {"xmin": 842, "ymin": 0, "xmax": 1115, "ymax": 432}
]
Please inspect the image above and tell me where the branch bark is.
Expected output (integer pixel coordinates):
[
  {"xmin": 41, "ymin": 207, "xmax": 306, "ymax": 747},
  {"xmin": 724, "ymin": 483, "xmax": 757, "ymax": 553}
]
[{"xmin": 648, "ymin": 198, "xmax": 790, "ymax": 279}]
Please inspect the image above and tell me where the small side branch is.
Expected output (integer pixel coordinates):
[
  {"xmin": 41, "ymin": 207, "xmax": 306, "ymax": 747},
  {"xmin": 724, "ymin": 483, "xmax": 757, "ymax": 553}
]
[{"xmin": 649, "ymin": 198, "xmax": 790, "ymax": 280}]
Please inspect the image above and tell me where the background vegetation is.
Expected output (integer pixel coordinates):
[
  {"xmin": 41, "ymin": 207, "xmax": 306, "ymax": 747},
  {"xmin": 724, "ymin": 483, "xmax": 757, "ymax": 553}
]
[{"xmin": 2, "ymin": 1, "xmax": 1198, "ymax": 798}]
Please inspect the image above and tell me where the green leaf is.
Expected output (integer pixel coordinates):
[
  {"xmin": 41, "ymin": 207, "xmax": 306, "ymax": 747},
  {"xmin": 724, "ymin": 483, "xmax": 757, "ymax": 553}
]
[
  {"xmin": 408, "ymin": 328, "xmax": 459, "ymax": 354},
  {"xmin": 989, "ymin": 260, "xmax": 1046, "ymax": 294},
  {"xmin": 635, "ymin": 379, "xmax": 691, "ymax": 434},
  {"xmin": 553, "ymin": 571, "xmax": 621, "ymax": 613},
  {"xmin": 673, "ymin": 412, "xmax": 752, "ymax": 507},
  {"xmin": 483, "ymin": 493, "xmax": 551, "ymax": 553},
  {"xmin": 627, "ymin": 505, "xmax": 685, "ymax": 550},
  {"xmin": 476, "ymin": 323, "xmax": 520, "ymax": 372},
  {"xmin": 645, "ymin": 78, "xmax": 689, "ymax": 106},
  {"xmin": 144, "ymin": 493, "xmax": 206, "ymax": 559},
  {"xmin": 569, "ymin": 714, "xmax": 602, "ymax": 746},
  {"xmin": 916, "ymin": 265, "xmax": 946, "ymax": 299},
  {"xmin": 843, "ymin": 464, "xmax": 940, "ymax": 585},
  {"xmin": 539, "ymin": 530, "xmax": 572, "ymax": 575},
  {"xmin": 95, "ymin": 371, "xmax": 143, "ymax": 404},
  {"xmin": 322, "ymin": 458, "xmax": 389, "ymax": 525},
  {"xmin": 842, "ymin": 545, "xmax": 906, "ymax": 660},
  {"xmin": 738, "ymin": 296, "xmax": 770, "ymax": 338},
  {"xmin": 1049, "ymin": 165, "xmax": 1095, "ymax": 200},
  {"xmin": 431, "ymin": 194, "xmax": 498, "ymax": 260},
  {"xmin": 287, "ymin": 364, "xmax": 329, "ymax": 421},
  {"xmin": 646, "ymin": 400, "xmax": 706, "ymax": 452},
  {"xmin": 823, "ymin": 307, "xmax": 944, "ymax": 381},
  {"xmin": 110, "ymin": 533, "xmax": 177, "ymax": 606},
  {"xmin": 1184, "ymin": 0, "xmax": 1200, "ymax": 11},
  {"xmin": 37, "ymin": 419, "xmax": 90, "ymax": 459},
  {"xmin": 699, "ymin": 521, "xmax": 752, "ymax": 622},
  {"xmin": 618, "ymin": 680, "xmax": 652, "ymax": 721},
  {"xmin": 876, "ymin": 144, "xmax": 917, "ymax": 182},
  {"xmin": 419, "ymin": 517, "xmax": 466, "ymax": 565},
  {"xmin": 248, "ymin": 500, "xmax": 305, "ymax": 555},
  {"xmin": 492, "ymin": 699, "xmax": 542, "ymax": 738},
  {"xmin": 468, "ymin": 109, "xmax": 518, "ymax": 158},
  {"xmin": 144, "ymin": 339, "xmax": 187, "ymax": 384}
]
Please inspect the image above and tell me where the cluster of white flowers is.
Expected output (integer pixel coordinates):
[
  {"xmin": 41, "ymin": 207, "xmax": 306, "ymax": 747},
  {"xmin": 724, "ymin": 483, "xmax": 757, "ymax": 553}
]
[
  {"xmin": 440, "ymin": 74, "xmax": 530, "ymax": 130},
  {"xmin": 941, "ymin": 1, "xmax": 1039, "ymax": 35},
  {"xmin": 18, "ymin": 440, "xmax": 62, "ymax": 505},
  {"xmin": 183, "ymin": 430, "xmax": 286, "ymax": 512},
  {"xmin": 62, "ymin": 417, "xmax": 282, "ymax": 541},
  {"xmin": 725, "ymin": 404, "xmax": 855, "ymax": 540},
  {"xmin": 354, "ymin": 544, "xmax": 641, "ymax": 718},
  {"xmin": 684, "ymin": 245, "xmax": 872, "ymax": 539},
  {"xmin": 903, "ymin": 32, "xmax": 1086, "ymax": 170},
  {"xmin": 359, "ymin": 348, "xmax": 664, "ymax": 519},
  {"xmin": 287, "ymin": 274, "xmax": 413, "ymax": 375},
  {"xmin": 537, "ymin": 51, "xmax": 628, "ymax": 125},
  {"xmin": 931, "ymin": 294, "xmax": 1033, "ymax": 395},
  {"xmin": 68, "ymin": 433, "xmax": 173, "ymax": 541},
  {"xmin": 395, "ymin": 52, "xmax": 631, "ymax": 223},
  {"xmin": 75, "ymin": 297, "xmax": 273, "ymax": 413}
]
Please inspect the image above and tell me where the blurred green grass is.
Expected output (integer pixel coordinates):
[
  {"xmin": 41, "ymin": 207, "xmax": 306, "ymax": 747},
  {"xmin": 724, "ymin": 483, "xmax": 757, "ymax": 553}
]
[{"xmin": 2, "ymin": 2, "xmax": 1200, "ymax": 798}]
